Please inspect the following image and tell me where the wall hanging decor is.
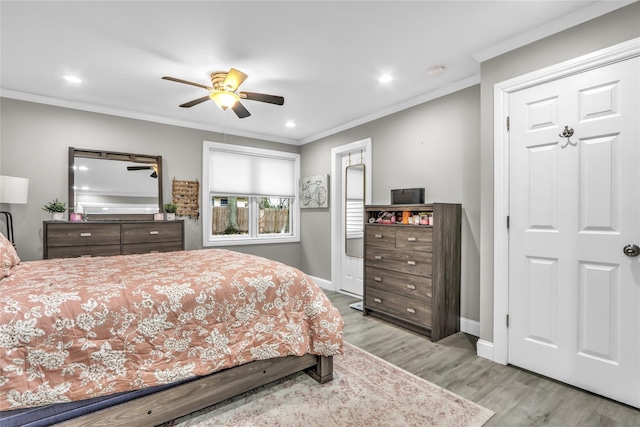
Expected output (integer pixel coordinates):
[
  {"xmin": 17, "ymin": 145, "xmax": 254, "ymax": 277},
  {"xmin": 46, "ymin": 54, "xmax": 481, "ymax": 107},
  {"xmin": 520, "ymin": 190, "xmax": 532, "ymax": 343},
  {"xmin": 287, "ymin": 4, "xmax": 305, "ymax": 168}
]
[
  {"xmin": 300, "ymin": 174, "xmax": 329, "ymax": 209},
  {"xmin": 172, "ymin": 179, "xmax": 200, "ymax": 219}
]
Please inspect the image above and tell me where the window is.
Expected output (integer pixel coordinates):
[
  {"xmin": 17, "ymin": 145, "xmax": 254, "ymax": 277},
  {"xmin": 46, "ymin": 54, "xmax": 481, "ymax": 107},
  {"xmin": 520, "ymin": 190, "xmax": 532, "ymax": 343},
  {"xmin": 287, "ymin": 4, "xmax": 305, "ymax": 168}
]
[{"xmin": 203, "ymin": 141, "xmax": 300, "ymax": 246}]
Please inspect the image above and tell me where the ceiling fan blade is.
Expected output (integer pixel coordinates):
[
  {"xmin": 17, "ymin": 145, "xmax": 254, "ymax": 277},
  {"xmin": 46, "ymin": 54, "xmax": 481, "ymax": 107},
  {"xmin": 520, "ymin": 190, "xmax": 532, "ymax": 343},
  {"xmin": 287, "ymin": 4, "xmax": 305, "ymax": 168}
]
[
  {"xmin": 239, "ymin": 91, "xmax": 285, "ymax": 106},
  {"xmin": 127, "ymin": 166, "xmax": 153, "ymax": 171},
  {"xmin": 224, "ymin": 68, "xmax": 248, "ymax": 92},
  {"xmin": 231, "ymin": 101, "xmax": 251, "ymax": 119},
  {"xmin": 179, "ymin": 95, "xmax": 211, "ymax": 108},
  {"xmin": 162, "ymin": 76, "xmax": 212, "ymax": 91}
]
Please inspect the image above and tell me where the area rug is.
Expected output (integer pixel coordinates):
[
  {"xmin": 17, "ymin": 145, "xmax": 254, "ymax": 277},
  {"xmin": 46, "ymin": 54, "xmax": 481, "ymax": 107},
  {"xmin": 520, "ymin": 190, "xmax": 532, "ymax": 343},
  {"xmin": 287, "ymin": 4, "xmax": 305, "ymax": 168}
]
[{"xmin": 165, "ymin": 342, "xmax": 494, "ymax": 427}]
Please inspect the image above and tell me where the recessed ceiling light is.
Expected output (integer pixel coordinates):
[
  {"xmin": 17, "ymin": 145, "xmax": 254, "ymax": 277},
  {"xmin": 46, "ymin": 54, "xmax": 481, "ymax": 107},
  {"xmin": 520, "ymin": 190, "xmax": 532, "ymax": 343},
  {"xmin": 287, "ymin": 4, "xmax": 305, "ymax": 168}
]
[
  {"xmin": 285, "ymin": 121, "xmax": 296, "ymax": 128},
  {"xmin": 63, "ymin": 75, "xmax": 82, "ymax": 83},
  {"xmin": 427, "ymin": 66, "xmax": 445, "ymax": 77},
  {"xmin": 378, "ymin": 74, "xmax": 393, "ymax": 83}
]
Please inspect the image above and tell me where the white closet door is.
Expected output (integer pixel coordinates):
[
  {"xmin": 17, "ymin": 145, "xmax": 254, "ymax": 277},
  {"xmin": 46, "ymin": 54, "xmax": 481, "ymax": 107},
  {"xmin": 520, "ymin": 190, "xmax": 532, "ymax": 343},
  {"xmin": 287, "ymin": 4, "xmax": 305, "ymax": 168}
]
[{"xmin": 508, "ymin": 57, "xmax": 640, "ymax": 408}]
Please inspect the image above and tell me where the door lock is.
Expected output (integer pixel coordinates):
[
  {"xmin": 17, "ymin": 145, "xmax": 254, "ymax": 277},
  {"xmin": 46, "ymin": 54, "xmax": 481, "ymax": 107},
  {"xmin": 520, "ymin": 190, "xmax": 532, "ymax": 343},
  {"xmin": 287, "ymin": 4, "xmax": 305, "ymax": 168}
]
[{"xmin": 623, "ymin": 244, "xmax": 640, "ymax": 257}]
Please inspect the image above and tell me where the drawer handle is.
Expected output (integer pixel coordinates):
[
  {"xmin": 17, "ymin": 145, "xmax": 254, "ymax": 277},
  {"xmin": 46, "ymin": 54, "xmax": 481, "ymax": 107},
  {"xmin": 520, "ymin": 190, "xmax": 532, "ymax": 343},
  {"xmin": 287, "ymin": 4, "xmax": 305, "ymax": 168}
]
[
  {"xmin": 374, "ymin": 255, "xmax": 382, "ymax": 260},
  {"xmin": 149, "ymin": 250, "xmax": 159, "ymax": 253},
  {"xmin": 149, "ymin": 231, "xmax": 159, "ymax": 235},
  {"xmin": 374, "ymin": 234, "xmax": 383, "ymax": 239},
  {"xmin": 406, "ymin": 284, "xmax": 416, "ymax": 290},
  {"xmin": 374, "ymin": 298, "xmax": 382, "ymax": 303},
  {"xmin": 407, "ymin": 260, "xmax": 416, "ymax": 266},
  {"xmin": 80, "ymin": 255, "xmax": 92, "ymax": 258},
  {"xmin": 406, "ymin": 308, "xmax": 416, "ymax": 314},
  {"xmin": 80, "ymin": 232, "xmax": 92, "ymax": 237},
  {"xmin": 374, "ymin": 277, "xmax": 382, "ymax": 282},
  {"xmin": 407, "ymin": 237, "xmax": 417, "ymax": 242}
]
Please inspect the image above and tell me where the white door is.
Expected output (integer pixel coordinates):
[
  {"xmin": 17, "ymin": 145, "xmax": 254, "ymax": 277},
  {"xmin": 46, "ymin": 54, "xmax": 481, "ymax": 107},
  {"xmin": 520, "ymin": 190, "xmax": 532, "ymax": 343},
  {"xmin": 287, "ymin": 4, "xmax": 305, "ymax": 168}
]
[
  {"xmin": 508, "ymin": 57, "xmax": 640, "ymax": 407},
  {"xmin": 340, "ymin": 153, "xmax": 365, "ymax": 296}
]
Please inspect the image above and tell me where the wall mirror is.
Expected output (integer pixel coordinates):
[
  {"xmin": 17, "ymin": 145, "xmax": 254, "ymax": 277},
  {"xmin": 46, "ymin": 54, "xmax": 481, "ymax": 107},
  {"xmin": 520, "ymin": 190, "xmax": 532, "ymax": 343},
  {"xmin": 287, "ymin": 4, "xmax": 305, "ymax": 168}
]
[
  {"xmin": 345, "ymin": 164, "xmax": 365, "ymax": 257},
  {"xmin": 68, "ymin": 147, "xmax": 163, "ymax": 219}
]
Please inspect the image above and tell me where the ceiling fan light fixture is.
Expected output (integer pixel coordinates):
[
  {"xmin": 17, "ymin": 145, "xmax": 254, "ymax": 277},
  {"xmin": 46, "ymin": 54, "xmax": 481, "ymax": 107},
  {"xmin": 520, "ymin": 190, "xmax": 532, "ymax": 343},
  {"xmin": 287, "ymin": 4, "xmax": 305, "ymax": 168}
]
[{"xmin": 209, "ymin": 91, "xmax": 239, "ymax": 110}]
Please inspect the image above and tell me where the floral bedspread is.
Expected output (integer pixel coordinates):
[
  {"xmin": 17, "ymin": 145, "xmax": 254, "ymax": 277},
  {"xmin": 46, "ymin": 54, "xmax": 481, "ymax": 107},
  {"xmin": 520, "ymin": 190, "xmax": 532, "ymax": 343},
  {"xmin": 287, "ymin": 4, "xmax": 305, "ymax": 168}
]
[{"xmin": 0, "ymin": 249, "xmax": 343, "ymax": 411}]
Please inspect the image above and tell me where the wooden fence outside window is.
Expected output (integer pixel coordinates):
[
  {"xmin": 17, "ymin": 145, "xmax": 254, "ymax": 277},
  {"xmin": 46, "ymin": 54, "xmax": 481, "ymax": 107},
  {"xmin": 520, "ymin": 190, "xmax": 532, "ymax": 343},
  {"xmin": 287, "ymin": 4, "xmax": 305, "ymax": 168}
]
[{"xmin": 211, "ymin": 207, "xmax": 289, "ymax": 235}]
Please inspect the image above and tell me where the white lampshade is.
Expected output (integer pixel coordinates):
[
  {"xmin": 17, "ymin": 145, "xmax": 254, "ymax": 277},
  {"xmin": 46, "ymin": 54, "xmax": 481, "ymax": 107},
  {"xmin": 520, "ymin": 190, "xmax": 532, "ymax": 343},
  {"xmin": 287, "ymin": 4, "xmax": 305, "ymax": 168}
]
[
  {"xmin": 0, "ymin": 175, "xmax": 29, "ymax": 204},
  {"xmin": 209, "ymin": 90, "xmax": 239, "ymax": 110}
]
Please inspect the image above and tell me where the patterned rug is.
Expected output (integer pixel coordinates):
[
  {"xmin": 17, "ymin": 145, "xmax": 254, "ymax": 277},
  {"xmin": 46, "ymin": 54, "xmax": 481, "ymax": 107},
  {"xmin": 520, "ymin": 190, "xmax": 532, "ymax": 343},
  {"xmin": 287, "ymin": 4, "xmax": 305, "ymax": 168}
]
[{"xmin": 166, "ymin": 342, "xmax": 494, "ymax": 427}]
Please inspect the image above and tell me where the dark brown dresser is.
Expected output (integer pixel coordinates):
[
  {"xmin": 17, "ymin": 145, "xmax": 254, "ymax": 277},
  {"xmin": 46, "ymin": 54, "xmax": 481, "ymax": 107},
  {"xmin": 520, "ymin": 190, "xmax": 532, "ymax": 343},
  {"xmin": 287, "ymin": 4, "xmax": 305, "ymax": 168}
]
[
  {"xmin": 43, "ymin": 220, "xmax": 184, "ymax": 259},
  {"xmin": 363, "ymin": 203, "xmax": 461, "ymax": 341}
]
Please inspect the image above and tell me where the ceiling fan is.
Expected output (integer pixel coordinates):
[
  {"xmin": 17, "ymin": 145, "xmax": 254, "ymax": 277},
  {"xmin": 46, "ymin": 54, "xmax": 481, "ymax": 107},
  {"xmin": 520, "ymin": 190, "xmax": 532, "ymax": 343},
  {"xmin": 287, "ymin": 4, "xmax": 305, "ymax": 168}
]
[
  {"xmin": 162, "ymin": 68, "xmax": 284, "ymax": 119},
  {"xmin": 127, "ymin": 163, "xmax": 158, "ymax": 178}
]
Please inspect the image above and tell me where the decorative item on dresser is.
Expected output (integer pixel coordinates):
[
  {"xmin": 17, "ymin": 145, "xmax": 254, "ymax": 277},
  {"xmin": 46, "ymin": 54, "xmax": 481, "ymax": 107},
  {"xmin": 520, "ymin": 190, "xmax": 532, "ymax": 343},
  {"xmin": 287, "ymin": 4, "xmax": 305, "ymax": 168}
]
[
  {"xmin": 364, "ymin": 203, "xmax": 461, "ymax": 341},
  {"xmin": 43, "ymin": 220, "xmax": 184, "ymax": 259}
]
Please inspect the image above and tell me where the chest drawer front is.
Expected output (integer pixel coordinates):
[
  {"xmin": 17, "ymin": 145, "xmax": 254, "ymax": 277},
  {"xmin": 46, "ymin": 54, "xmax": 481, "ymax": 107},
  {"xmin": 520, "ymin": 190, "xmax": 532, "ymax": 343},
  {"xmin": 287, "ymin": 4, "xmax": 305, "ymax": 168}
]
[
  {"xmin": 365, "ymin": 247, "xmax": 432, "ymax": 276},
  {"xmin": 46, "ymin": 223, "xmax": 121, "ymax": 247},
  {"xmin": 122, "ymin": 241, "xmax": 184, "ymax": 255},
  {"xmin": 365, "ymin": 226, "xmax": 396, "ymax": 249},
  {"xmin": 122, "ymin": 222, "xmax": 183, "ymax": 244},
  {"xmin": 365, "ymin": 287, "xmax": 431, "ymax": 327},
  {"xmin": 47, "ymin": 245, "xmax": 122, "ymax": 259},
  {"xmin": 366, "ymin": 266, "xmax": 432, "ymax": 301},
  {"xmin": 396, "ymin": 227, "xmax": 433, "ymax": 252}
]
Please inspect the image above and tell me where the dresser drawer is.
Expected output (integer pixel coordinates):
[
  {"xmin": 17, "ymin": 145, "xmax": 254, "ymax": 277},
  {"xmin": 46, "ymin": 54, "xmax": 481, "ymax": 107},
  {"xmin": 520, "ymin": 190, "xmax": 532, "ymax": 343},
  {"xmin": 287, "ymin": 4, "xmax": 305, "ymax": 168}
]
[
  {"xmin": 46, "ymin": 223, "xmax": 121, "ymax": 246},
  {"xmin": 122, "ymin": 222, "xmax": 183, "ymax": 244},
  {"xmin": 47, "ymin": 245, "xmax": 122, "ymax": 259},
  {"xmin": 366, "ymin": 266, "xmax": 432, "ymax": 301},
  {"xmin": 365, "ymin": 247, "xmax": 432, "ymax": 276},
  {"xmin": 365, "ymin": 287, "xmax": 431, "ymax": 328},
  {"xmin": 122, "ymin": 241, "xmax": 184, "ymax": 255},
  {"xmin": 396, "ymin": 227, "xmax": 433, "ymax": 253},
  {"xmin": 365, "ymin": 226, "xmax": 396, "ymax": 249}
]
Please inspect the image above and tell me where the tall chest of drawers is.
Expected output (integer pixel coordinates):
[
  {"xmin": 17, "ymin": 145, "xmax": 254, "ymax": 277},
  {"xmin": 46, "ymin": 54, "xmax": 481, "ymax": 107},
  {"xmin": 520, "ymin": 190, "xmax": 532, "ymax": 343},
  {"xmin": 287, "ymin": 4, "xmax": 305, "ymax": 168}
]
[
  {"xmin": 363, "ymin": 203, "xmax": 461, "ymax": 341},
  {"xmin": 43, "ymin": 220, "xmax": 185, "ymax": 259}
]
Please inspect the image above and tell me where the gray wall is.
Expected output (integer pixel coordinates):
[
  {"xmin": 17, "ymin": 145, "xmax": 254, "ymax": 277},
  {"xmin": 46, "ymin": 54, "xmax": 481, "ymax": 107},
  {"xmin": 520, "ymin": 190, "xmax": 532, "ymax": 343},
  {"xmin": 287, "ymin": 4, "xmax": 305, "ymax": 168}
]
[
  {"xmin": 300, "ymin": 86, "xmax": 481, "ymax": 322},
  {"xmin": 0, "ymin": 99, "xmax": 301, "ymax": 266},
  {"xmin": 478, "ymin": 2, "xmax": 640, "ymax": 341},
  {"xmin": 1, "ymin": 2, "xmax": 637, "ymax": 333}
]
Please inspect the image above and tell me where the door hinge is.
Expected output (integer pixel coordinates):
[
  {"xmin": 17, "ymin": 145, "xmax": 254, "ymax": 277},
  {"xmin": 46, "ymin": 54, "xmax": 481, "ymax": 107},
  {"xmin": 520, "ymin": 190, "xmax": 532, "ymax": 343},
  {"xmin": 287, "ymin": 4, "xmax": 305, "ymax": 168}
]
[
  {"xmin": 506, "ymin": 116, "xmax": 510, "ymax": 131},
  {"xmin": 507, "ymin": 215, "xmax": 510, "ymax": 229},
  {"xmin": 506, "ymin": 314, "xmax": 510, "ymax": 328}
]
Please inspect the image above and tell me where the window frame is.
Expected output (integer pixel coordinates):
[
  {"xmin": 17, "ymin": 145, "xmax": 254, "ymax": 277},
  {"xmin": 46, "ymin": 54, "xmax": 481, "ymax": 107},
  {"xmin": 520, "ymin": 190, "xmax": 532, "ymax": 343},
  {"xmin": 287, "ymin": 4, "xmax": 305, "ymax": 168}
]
[{"xmin": 202, "ymin": 141, "xmax": 300, "ymax": 247}]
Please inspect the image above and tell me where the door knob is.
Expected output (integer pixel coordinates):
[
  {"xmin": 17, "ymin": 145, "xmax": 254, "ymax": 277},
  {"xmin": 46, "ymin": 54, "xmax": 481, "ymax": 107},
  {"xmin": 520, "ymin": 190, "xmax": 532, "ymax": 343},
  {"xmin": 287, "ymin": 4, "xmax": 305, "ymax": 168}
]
[{"xmin": 623, "ymin": 244, "xmax": 640, "ymax": 257}]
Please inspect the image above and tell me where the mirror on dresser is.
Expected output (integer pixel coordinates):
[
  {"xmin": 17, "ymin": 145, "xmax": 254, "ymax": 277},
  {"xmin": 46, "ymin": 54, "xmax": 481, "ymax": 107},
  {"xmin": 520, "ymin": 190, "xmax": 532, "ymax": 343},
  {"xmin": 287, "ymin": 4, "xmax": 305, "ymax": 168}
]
[{"xmin": 68, "ymin": 147, "xmax": 163, "ymax": 219}]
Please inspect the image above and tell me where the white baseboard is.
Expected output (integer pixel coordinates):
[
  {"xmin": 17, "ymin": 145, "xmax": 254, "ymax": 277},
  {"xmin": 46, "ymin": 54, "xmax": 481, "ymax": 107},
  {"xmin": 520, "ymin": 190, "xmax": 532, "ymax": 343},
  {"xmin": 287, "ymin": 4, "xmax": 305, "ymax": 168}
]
[
  {"xmin": 308, "ymin": 275, "xmax": 334, "ymax": 292},
  {"xmin": 460, "ymin": 317, "xmax": 480, "ymax": 337},
  {"xmin": 476, "ymin": 339, "xmax": 494, "ymax": 361}
]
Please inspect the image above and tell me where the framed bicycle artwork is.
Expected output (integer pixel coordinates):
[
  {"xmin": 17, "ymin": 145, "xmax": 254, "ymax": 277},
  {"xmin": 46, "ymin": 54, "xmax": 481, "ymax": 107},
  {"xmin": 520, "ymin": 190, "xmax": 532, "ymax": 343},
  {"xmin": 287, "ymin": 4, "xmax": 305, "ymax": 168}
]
[{"xmin": 300, "ymin": 174, "xmax": 329, "ymax": 208}]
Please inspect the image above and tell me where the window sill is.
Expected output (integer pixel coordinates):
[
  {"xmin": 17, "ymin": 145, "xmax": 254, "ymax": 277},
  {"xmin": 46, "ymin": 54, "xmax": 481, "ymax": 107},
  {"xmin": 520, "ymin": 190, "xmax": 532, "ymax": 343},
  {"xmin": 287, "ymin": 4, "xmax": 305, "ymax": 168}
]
[{"xmin": 203, "ymin": 235, "xmax": 300, "ymax": 247}]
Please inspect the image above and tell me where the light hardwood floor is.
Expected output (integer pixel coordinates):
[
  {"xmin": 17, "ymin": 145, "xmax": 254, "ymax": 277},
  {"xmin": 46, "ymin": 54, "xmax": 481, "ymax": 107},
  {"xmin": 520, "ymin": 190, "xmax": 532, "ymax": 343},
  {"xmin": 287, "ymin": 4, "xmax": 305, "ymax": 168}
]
[{"xmin": 324, "ymin": 291, "xmax": 640, "ymax": 427}]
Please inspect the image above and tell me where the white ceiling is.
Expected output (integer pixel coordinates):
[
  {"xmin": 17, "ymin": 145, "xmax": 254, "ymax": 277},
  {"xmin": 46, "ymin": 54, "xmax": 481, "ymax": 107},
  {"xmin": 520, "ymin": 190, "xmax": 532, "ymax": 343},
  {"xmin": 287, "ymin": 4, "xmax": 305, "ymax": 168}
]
[{"xmin": 0, "ymin": 1, "xmax": 633, "ymax": 145}]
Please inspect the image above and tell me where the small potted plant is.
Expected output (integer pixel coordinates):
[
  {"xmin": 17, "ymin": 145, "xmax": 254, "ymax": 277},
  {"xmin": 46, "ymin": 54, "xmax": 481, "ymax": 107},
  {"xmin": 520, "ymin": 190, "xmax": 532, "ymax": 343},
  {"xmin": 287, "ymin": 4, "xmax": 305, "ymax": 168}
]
[
  {"xmin": 164, "ymin": 203, "xmax": 178, "ymax": 220},
  {"xmin": 43, "ymin": 198, "xmax": 67, "ymax": 221}
]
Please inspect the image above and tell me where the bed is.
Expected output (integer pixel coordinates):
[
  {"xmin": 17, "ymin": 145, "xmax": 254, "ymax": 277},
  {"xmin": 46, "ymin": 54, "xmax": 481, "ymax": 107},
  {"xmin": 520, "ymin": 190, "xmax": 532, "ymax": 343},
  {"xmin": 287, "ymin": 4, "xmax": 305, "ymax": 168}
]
[{"xmin": 0, "ymin": 233, "xmax": 343, "ymax": 426}]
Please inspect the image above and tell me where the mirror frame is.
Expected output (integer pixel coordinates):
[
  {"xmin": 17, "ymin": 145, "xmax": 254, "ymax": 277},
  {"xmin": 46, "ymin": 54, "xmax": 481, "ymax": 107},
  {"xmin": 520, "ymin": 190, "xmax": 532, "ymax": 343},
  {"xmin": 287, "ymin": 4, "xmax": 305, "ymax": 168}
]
[{"xmin": 68, "ymin": 147, "xmax": 163, "ymax": 220}]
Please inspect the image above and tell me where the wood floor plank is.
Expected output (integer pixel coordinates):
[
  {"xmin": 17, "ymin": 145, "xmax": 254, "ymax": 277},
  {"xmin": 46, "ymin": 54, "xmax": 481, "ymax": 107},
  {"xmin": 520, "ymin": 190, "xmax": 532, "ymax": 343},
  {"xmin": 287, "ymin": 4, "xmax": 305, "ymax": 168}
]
[{"xmin": 325, "ymin": 290, "xmax": 640, "ymax": 427}]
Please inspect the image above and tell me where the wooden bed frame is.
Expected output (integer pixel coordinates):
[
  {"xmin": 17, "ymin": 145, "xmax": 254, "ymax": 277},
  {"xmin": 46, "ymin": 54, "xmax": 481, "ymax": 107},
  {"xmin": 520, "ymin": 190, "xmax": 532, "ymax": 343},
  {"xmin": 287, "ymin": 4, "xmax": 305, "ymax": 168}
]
[{"xmin": 57, "ymin": 354, "xmax": 333, "ymax": 426}]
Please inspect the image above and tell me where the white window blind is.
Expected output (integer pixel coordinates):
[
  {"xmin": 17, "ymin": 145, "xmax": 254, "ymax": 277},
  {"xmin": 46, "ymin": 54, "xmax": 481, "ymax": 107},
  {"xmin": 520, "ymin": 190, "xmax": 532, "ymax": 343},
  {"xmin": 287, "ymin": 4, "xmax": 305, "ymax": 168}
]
[{"xmin": 208, "ymin": 147, "xmax": 297, "ymax": 197}]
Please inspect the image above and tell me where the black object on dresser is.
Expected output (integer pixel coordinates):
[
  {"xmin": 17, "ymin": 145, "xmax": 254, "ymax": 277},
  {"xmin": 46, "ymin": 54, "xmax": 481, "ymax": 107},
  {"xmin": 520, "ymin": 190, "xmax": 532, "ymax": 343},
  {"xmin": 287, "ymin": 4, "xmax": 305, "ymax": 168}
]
[
  {"xmin": 43, "ymin": 220, "xmax": 184, "ymax": 259},
  {"xmin": 363, "ymin": 203, "xmax": 461, "ymax": 341}
]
